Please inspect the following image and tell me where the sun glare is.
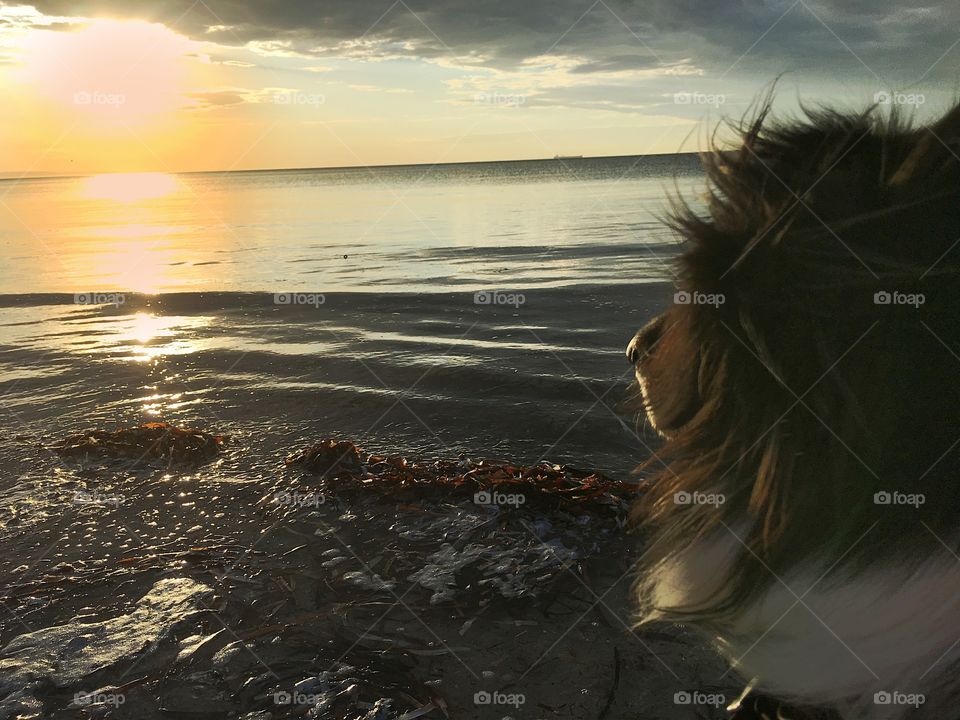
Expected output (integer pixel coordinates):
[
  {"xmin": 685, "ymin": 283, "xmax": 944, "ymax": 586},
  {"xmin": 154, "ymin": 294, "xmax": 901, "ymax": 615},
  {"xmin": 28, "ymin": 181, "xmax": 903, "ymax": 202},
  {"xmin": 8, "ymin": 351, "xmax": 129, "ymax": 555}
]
[
  {"xmin": 81, "ymin": 172, "xmax": 180, "ymax": 202},
  {"xmin": 19, "ymin": 18, "xmax": 194, "ymax": 127},
  {"xmin": 115, "ymin": 312, "xmax": 207, "ymax": 364}
]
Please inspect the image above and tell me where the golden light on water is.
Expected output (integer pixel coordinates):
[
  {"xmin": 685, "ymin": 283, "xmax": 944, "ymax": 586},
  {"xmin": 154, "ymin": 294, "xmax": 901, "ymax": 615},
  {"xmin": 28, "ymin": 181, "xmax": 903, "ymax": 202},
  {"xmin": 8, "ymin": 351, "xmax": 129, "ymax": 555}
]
[
  {"xmin": 116, "ymin": 312, "xmax": 209, "ymax": 363},
  {"xmin": 72, "ymin": 173, "xmax": 185, "ymax": 293},
  {"xmin": 95, "ymin": 242, "xmax": 173, "ymax": 295},
  {"xmin": 128, "ymin": 312, "xmax": 169, "ymax": 345},
  {"xmin": 108, "ymin": 312, "xmax": 210, "ymax": 415},
  {"xmin": 80, "ymin": 172, "xmax": 180, "ymax": 202},
  {"xmin": 4, "ymin": 170, "xmax": 232, "ymax": 295}
]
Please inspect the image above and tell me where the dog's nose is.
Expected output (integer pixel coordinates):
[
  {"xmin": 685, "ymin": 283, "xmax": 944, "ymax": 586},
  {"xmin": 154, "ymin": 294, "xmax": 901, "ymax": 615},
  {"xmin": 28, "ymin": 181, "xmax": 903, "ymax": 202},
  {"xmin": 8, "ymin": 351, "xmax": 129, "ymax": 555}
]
[{"xmin": 627, "ymin": 315, "xmax": 664, "ymax": 365}]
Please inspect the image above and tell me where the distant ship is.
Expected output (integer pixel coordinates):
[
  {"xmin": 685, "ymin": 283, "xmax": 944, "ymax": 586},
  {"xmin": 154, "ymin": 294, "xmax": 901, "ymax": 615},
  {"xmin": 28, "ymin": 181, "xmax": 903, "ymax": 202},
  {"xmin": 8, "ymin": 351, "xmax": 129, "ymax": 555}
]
[{"xmin": 553, "ymin": 154, "xmax": 583, "ymax": 160}]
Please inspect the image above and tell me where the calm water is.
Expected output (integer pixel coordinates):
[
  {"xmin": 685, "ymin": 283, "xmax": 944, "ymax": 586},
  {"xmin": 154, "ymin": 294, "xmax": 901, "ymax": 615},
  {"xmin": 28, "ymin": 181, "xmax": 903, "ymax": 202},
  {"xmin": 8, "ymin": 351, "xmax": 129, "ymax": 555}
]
[
  {"xmin": 0, "ymin": 155, "xmax": 700, "ymax": 543},
  {"xmin": 0, "ymin": 154, "xmax": 701, "ymax": 294}
]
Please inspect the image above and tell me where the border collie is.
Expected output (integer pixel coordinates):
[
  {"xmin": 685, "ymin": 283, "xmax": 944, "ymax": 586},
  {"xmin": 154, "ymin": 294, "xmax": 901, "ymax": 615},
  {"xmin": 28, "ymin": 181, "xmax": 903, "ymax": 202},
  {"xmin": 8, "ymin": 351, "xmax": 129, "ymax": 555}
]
[{"xmin": 628, "ymin": 98, "xmax": 960, "ymax": 720}]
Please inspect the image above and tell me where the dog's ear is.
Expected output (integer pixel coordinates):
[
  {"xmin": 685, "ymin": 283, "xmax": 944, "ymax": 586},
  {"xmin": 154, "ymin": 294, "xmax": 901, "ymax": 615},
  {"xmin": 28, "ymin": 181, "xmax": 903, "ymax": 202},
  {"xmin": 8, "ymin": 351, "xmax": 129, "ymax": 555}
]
[
  {"xmin": 890, "ymin": 105, "xmax": 960, "ymax": 186},
  {"xmin": 634, "ymin": 310, "xmax": 703, "ymax": 435}
]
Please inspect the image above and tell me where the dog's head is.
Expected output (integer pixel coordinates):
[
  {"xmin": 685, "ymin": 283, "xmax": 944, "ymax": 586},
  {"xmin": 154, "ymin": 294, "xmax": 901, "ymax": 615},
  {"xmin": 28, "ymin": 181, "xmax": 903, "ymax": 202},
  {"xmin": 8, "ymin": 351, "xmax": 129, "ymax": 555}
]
[{"xmin": 630, "ymin": 99, "xmax": 960, "ymax": 622}]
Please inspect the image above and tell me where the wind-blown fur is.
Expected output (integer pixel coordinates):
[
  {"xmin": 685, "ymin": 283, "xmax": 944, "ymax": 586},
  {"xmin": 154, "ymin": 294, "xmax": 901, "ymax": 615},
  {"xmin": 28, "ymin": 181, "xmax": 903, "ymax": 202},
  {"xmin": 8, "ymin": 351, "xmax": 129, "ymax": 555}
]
[{"xmin": 629, "ymin": 97, "xmax": 960, "ymax": 719}]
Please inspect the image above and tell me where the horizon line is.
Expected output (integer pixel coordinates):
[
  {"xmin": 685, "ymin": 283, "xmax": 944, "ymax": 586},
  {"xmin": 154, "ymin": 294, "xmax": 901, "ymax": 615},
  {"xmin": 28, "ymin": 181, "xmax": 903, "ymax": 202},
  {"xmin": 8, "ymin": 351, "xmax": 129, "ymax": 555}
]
[{"xmin": 0, "ymin": 149, "xmax": 701, "ymax": 183}]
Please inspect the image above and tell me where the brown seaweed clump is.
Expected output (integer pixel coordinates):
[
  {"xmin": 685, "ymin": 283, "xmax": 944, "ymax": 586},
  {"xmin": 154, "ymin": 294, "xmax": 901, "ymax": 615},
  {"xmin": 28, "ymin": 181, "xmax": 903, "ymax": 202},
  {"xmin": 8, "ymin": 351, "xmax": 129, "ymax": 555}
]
[
  {"xmin": 52, "ymin": 422, "xmax": 228, "ymax": 465},
  {"xmin": 285, "ymin": 438, "xmax": 364, "ymax": 477},
  {"xmin": 286, "ymin": 438, "xmax": 635, "ymax": 517}
]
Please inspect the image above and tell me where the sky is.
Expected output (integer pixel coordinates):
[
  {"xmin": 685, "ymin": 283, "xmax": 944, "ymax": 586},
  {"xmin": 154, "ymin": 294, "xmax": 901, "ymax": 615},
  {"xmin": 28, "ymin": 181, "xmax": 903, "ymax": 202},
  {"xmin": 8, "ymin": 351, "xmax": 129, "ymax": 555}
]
[{"xmin": 0, "ymin": 0, "xmax": 956, "ymax": 173}]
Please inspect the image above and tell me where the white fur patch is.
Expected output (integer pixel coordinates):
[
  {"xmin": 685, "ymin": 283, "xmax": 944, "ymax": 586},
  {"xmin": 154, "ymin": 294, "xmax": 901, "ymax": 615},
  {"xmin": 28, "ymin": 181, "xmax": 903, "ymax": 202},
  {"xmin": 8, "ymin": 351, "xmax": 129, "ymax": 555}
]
[{"xmin": 641, "ymin": 530, "xmax": 960, "ymax": 719}]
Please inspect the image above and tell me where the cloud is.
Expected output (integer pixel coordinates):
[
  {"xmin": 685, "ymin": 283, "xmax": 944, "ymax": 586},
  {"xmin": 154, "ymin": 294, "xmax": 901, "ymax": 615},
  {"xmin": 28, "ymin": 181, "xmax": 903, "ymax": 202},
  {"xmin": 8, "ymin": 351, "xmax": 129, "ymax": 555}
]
[
  {"xmin": 186, "ymin": 86, "xmax": 326, "ymax": 111},
  {"xmin": 347, "ymin": 83, "xmax": 414, "ymax": 93},
  {"xmin": 568, "ymin": 54, "xmax": 666, "ymax": 75},
  {"xmin": 13, "ymin": 0, "xmax": 959, "ymax": 90},
  {"xmin": 0, "ymin": 3, "xmax": 79, "ymax": 30},
  {"xmin": 185, "ymin": 88, "xmax": 251, "ymax": 110}
]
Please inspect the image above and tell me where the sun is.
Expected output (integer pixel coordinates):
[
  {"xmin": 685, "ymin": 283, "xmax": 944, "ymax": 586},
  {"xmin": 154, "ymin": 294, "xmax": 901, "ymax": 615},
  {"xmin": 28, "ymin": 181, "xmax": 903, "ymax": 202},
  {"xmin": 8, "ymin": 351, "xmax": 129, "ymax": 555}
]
[{"xmin": 19, "ymin": 18, "xmax": 195, "ymax": 128}]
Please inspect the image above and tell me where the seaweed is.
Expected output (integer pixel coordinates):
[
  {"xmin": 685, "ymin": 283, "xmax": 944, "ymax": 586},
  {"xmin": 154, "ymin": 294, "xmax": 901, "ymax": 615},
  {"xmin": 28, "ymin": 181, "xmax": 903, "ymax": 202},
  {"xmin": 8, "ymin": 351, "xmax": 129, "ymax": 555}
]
[
  {"xmin": 51, "ymin": 422, "xmax": 228, "ymax": 466},
  {"xmin": 285, "ymin": 439, "xmax": 636, "ymax": 518},
  {"xmin": 285, "ymin": 439, "xmax": 364, "ymax": 477}
]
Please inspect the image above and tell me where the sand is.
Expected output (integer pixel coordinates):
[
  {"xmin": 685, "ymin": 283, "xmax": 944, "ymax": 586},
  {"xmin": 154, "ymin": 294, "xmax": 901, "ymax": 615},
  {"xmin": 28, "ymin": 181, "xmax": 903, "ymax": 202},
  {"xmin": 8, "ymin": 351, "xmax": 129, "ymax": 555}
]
[{"xmin": 0, "ymin": 282, "xmax": 746, "ymax": 719}]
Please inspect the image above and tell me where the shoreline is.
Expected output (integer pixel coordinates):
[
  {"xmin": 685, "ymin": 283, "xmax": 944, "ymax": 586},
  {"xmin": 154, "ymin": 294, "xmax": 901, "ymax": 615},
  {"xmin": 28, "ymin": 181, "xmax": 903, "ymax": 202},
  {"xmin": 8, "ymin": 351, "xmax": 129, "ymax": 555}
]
[{"xmin": 0, "ymin": 282, "xmax": 672, "ymax": 479}]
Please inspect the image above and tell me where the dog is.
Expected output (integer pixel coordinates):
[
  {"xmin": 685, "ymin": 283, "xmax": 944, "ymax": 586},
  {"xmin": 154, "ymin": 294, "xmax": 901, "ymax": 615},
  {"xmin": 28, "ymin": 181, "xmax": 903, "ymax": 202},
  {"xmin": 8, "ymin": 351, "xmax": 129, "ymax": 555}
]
[{"xmin": 627, "ymin": 98, "xmax": 960, "ymax": 720}]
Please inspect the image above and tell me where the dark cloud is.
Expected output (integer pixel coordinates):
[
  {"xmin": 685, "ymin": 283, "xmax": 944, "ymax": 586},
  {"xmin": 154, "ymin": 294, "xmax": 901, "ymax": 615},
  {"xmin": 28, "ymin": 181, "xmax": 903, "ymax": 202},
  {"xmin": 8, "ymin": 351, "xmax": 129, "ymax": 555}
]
[
  {"xmin": 569, "ymin": 54, "xmax": 665, "ymax": 74},
  {"xmin": 18, "ymin": 0, "xmax": 960, "ymax": 85}
]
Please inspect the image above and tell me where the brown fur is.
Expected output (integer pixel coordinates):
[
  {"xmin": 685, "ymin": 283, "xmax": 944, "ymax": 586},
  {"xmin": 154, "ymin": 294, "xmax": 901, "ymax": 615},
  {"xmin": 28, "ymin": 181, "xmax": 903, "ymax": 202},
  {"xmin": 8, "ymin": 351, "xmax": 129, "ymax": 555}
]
[{"xmin": 629, "ymin": 96, "xmax": 960, "ymax": 623}]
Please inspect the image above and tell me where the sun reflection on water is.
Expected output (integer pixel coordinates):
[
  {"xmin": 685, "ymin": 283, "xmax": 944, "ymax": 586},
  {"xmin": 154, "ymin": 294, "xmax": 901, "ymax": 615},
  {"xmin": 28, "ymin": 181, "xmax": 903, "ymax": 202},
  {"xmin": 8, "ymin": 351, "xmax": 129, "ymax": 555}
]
[
  {"xmin": 109, "ymin": 311, "xmax": 211, "ymax": 415},
  {"xmin": 80, "ymin": 172, "xmax": 180, "ymax": 202},
  {"xmin": 60, "ymin": 171, "xmax": 227, "ymax": 294},
  {"xmin": 129, "ymin": 312, "xmax": 171, "ymax": 344},
  {"xmin": 115, "ymin": 312, "xmax": 208, "ymax": 363}
]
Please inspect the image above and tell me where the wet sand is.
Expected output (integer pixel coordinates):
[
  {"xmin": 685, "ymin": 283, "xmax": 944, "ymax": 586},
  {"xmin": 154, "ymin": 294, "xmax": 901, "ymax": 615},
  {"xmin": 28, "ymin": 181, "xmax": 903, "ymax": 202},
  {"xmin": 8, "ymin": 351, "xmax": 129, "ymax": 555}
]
[
  {"xmin": 0, "ymin": 440, "xmax": 737, "ymax": 720},
  {"xmin": 0, "ymin": 283, "xmax": 744, "ymax": 718}
]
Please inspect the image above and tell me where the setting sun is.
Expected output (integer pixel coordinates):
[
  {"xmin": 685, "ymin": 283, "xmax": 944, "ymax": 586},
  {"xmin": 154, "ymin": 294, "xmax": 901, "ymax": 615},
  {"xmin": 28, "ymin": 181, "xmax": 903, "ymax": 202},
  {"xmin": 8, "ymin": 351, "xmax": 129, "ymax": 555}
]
[{"xmin": 19, "ymin": 18, "xmax": 193, "ymax": 128}]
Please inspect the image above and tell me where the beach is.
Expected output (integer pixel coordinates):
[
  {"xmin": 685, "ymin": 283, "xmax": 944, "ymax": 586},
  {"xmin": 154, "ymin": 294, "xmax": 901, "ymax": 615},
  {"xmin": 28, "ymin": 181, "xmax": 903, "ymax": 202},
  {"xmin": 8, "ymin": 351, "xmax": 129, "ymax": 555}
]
[
  {"xmin": 0, "ymin": 0, "xmax": 951, "ymax": 715},
  {"xmin": 0, "ymin": 156, "xmax": 740, "ymax": 718}
]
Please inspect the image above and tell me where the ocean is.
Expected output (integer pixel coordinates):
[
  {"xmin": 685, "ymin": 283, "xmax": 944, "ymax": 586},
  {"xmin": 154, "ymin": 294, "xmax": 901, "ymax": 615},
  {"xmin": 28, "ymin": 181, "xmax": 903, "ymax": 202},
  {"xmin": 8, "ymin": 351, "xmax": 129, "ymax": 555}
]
[
  {"xmin": 0, "ymin": 154, "xmax": 701, "ymax": 294},
  {"xmin": 0, "ymin": 154, "xmax": 702, "ymax": 530}
]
